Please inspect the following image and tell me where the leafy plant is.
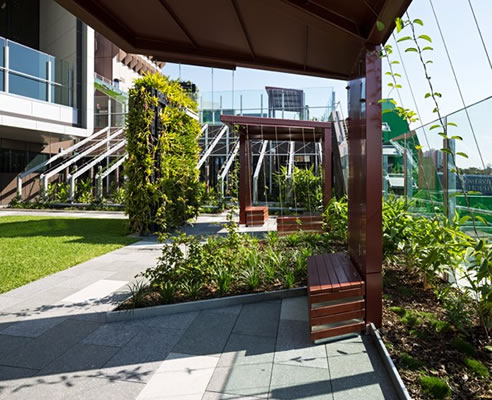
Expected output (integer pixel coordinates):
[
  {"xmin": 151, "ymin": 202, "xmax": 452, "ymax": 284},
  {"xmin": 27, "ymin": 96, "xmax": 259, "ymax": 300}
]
[
  {"xmin": 125, "ymin": 73, "xmax": 202, "ymax": 234},
  {"xmin": 464, "ymin": 358, "xmax": 489, "ymax": 378},
  {"xmin": 127, "ymin": 280, "xmax": 148, "ymax": 309},
  {"xmin": 419, "ymin": 375, "xmax": 451, "ymax": 399},
  {"xmin": 214, "ymin": 267, "xmax": 233, "ymax": 296},
  {"xmin": 399, "ymin": 353, "xmax": 424, "ymax": 370},
  {"xmin": 76, "ymin": 178, "xmax": 94, "ymax": 203}
]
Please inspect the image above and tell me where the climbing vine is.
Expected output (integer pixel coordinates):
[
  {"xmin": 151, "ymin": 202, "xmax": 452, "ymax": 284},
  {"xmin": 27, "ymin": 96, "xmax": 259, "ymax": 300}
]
[{"xmin": 125, "ymin": 73, "xmax": 202, "ymax": 234}]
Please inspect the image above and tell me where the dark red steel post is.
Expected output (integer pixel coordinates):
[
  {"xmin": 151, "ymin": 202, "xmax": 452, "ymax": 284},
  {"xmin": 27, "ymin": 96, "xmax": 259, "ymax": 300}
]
[
  {"xmin": 323, "ymin": 127, "xmax": 332, "ymax": 209},
  {"xmin": 239, "ymin": 133, "xmax": 252, "ymax": 224},
  {"xmin": 348, "ymin": 47, "xmax": 383, "ymax": 328}
]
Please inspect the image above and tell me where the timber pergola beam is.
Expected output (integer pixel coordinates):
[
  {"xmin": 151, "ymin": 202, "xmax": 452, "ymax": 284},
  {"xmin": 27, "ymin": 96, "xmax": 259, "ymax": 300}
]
[{"xmin": 221, "ymin": 115, "xmax": 332, "ymax": 226}]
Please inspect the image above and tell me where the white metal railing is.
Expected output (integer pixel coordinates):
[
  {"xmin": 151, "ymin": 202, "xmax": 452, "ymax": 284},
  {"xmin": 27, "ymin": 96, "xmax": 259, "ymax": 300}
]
[
  {"xmin": 16, "ymin": 127, "xmax": 110, "ymax": 197},
  {"xmin": 39, "ymin": 129, "xmax": 124, "ymax": 195},
  {"xmin": 253, "ymin": 141, "xmax": 269, "ymax": 202},
  {"xmin": 197, "ymin": 125, "xmax": 228, "ymax": 169},
  {"xmin": 68, "ymin": 140, "xmax": 126, "ymax": 200},
  {"xmin": 95, "ymin": 155, "xmax": 128, "ymax": 200},
  {"xmin": 219, "ymin": 140, "xmax": 240, "ymax": 195}
]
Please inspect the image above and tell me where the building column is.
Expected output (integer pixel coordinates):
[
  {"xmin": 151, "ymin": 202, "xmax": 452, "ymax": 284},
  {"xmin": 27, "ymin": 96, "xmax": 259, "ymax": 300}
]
[
  {"xmin": 323, "ymin": 127, "xmax": 332, "ymax": 209},
  {"xmin": 239, "ymin": 133, "xmax": 252, "ymax": 224},
  {"xmin": 348, "ymin": 47, "xmax": 383, "ymax": 328}
]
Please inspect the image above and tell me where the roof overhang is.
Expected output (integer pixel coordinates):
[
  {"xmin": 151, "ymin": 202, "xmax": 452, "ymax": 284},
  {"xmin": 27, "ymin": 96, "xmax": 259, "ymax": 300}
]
[{"xmin": 55, "ymin": 0, "xmax": 412, "ymax": 80}]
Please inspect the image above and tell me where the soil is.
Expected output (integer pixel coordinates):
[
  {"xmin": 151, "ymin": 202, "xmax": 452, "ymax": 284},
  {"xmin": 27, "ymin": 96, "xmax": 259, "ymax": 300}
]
[{"xmin": 382, "ymin": 262, "xmax": 491, "ymax": 400}]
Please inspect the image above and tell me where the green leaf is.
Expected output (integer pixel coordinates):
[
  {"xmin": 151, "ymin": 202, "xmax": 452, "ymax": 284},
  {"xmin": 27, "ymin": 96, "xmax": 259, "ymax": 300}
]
[
  {"xmin": 475, "ymin": 215, "xmax": 488, "ymax": 225},
  {"xmin": 449, "ymin": 192, "xmax": 461, "ymax": 199},
  {"xmin": 389, "ymin": 99, "xmax": 397, "ymax": 105},
  {"xmin": 394, "ymin": 73, "xmax": 402, "ymax": 78},
  {"xmin": 438, "ymin": 133, "xmax": 448, "ymax": 139},
  {"xmin": 387, "ymin": 83, "xmax": 394, "ymax": 87},
  {"xmin": 425, "ymin": 93, "xmax": 431, "ymax": 98},
  {"xmin": 405, "ymin": 47, "xmax": 418, "ymax": 53},
  {"xmin": 441, "ymin": 148, "xmax": 452, "ymax": 155},
  {"xmin": 395, "ymin": 84, "xmax": 402, "ymax": 88},
  {"xmin": 457, "ymin": 152, "xmax": 468, "ymax": 158},
  {"xmin": 426, "ymin": 60, "xmax": 434, "ymax": 64},
  {"xmin": 382, "ymin": 109, "xmax": 393, "ymax": 114},
  {"xmin": 395, "ymin": 17, "xmax": 403, "ymax": 33},
  {"xmin": 447, "ymin": 122, "xmax": 457, "ymax": 127},
  {"xmin": 418, "ymin": 34, "xmax": 432, "ymax": 42},
  {"xmin": 391, "ymin": 60, "xmax": 400, "ymax": 65},
  {"xmin": 433, "ymin": 107, "xmax": 439, "ymax": 113},
  {"xmin": 377, "ymin": 20, "xmax": 385, "ymax": 32},
  {"xmin": 415, "ymin": 145, "xmax": 423, "ymax": 150},
  {"xmin": 397, "ymin": 36, "xmax": 412, "ymax": 43},
  {"xmin": 385, "ymin": 72, "xmax": 393, "ymax": 76},
  {"xmin": 413, "ymin": 19, "xmax": 424, "ymax": 26},
  {"xmin": 434, "ymin": 92, "xmax": 442, "ymax": 97},
  {"xmin": 459, "ymin": 215, "xmax": 471, "ymax": 225},
  {"xmin": 422, "ymin": 46, "xmax": 433, "ymax": 51},
  {"xmin": 450, "ymin": 135, "xmax": 463, "ymax": 141},
  {"xmin": 429, "ymin": 124, "xmax": 441, "ymax": 130}
]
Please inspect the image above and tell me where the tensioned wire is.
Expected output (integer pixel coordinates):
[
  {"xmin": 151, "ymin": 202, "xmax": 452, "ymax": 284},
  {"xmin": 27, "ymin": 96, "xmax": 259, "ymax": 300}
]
[
  {"xmin": 424, "ymin": 3, "xmax": 486, "ymax": 169},
  {"xmin": 467, "ymin": 0, "xmax": 492, "ymax": 72}
]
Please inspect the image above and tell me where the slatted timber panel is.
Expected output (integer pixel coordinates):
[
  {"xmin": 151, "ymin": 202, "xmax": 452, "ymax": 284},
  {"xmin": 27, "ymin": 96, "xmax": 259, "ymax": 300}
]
[
  {"xmin": 245, "ymin": 206, "xmax": 268, "ymax": 227},
  {"xmin": 307, "ymin": 252, "xmax": 366, "ymax": 341},
  {"xmin": 277, "ymin": 215, "xmax": 324, "ymax": 234}
]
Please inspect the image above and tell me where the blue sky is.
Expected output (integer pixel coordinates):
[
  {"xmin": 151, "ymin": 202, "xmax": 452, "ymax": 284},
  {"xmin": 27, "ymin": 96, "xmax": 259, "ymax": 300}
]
[{"xmin": 162, "ymin": 0, "xmax": 492, "ymax": 168}]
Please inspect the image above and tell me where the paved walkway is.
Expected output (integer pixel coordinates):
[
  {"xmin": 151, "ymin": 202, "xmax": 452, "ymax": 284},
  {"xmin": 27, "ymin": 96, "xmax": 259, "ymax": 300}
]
[
  {"xmin": 0, "ymin": 209, "xmax": 127, "ymax": 219},
  {"xmin": 0, "ymin": 213, "xmax": 398, "ymax": 399}
]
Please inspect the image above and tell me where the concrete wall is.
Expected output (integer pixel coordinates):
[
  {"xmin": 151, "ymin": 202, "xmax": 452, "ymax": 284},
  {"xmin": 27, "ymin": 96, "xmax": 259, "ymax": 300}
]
[{"xmin": 112, "ymin": 58, "xmax": 141, "ymax": 93}]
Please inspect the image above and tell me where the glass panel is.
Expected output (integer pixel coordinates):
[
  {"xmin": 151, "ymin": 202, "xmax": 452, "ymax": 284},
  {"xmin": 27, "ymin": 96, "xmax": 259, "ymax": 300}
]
[
  {"xmin": 8, "ymin": 41, "xmax": 52, "ymax": 80},
  {"xmin": 0, "ymin": 37, "xmax": 4, "ymax": 67},
  {"xmin": 9, "ymin": 72, "xmax": 48, "ymax": 101},
  {"xmin": 0, "ymin": 70, "xmax": 3, "ymax": 92}
]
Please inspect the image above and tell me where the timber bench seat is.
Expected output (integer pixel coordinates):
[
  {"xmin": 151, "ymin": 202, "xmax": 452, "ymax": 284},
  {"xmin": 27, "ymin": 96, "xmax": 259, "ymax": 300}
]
[
  {"xmin": 277, "ymin": 215, "xmax": 323, "ymax": 234},
  {"xmin": 307, "ymin": 252, "xmax": 365, "ymax": 341},
  {"xmin": 245, "ymin": 206, "xmax": 269, "ymax": 226}
]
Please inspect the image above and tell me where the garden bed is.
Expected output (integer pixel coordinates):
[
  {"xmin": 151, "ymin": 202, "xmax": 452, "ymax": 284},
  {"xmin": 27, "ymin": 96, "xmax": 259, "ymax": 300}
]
[
  {"xmin": 117, "ymin": 224, "xmax": 344, "ymax": 310},
  {"xmin": 382, "ymin": 262, "xmax": 491, "ymax": 400}
]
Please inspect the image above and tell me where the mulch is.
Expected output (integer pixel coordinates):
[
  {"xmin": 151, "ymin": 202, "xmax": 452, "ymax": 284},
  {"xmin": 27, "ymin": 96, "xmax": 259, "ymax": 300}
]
[{"xmin": 381, "ymin": 262, "xmax": 491, "ymax": 399}]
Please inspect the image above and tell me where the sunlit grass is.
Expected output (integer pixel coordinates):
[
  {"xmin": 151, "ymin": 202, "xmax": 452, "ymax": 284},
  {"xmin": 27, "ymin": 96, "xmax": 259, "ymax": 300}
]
[{"xmin": 0, "ymin": 216, "xmax": 137, "ymax": 293}]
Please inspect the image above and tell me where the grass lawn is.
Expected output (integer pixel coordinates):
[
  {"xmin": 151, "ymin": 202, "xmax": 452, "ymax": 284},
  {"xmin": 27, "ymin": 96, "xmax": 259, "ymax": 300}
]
[{"xmin": 0, "ymin": 216, "xmax": 138, "ymax": 294}]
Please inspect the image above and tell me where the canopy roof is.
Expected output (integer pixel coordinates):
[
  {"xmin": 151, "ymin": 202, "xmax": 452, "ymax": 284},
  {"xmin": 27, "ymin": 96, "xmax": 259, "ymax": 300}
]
[
  {"xmin": 55, "ymin": 0, "xmax": 411, "ymax": 79},
  {"xmin": 221, "ymin": 115, "xmax": 330, "ymax": 141}
]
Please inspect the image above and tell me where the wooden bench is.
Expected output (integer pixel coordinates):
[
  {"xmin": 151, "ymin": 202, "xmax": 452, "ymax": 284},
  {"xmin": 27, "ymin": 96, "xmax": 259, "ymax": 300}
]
[
  {"xmin": 245, "ymin": 206, "xmax": 269, "ymax": 226},
  {"xmin": 277, "ymin": 215, "xmax": 323, "ymax": 234},
  {"xmin": 307, "ymin": 252, "xmax": 365, "ymax": 341}
]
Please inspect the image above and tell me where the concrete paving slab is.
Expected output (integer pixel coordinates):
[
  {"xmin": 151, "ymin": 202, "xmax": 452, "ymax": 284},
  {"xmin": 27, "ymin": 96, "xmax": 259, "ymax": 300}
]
[
  {"xmin": 217, "ymin": 333, "xmax": 275, "ymax": 367},
  {"xmin": 202, "ymin": 392, "xmax": 263, "ymax": 400},
  {"xmin": 0, "ymin": 315, "xmax": 67, "ymax": 337},
  {"xmin": 104, "ymin": 326, "xmax": 184, "ymax": 369},
  {"xmin": 38, "ymin": 343, "xmax": 120, "ymax": 376},
  {"xmin": 173, "ymin": 310, "xmax": 238, "ymax": 357},
  {"xmin": 0, "ymin": 296, "xmax": 24, "ymax": 311},
  {"xmin": 207, "ymin": 362, "xmax": 273, "ymax": 399},
  {"xmin": 138, "ymin": 311, "xmax": 199, "ymax": 331},
  {"xmin": 82, "ymin": 321, "xmax": 142, "ymax": 347},
  {"xmin": 136, "ymin": 352, "xmax": 218, "ymax": 400},
  {"xmin": 324, "ymin": 335, "xmax": 366, "ymax": 358},
  {"xmin": 269, "ymin": 364, "xmax": 333, "ymax": 400},
  {"xmin": 232, "ymin": 301, "xmax": 281, "ymax": 338},
  {"xmin": 60, "ymin": 280, "xmax": 127, "ymax": 304},
  {"xmin": 0, "ymin": 319, "xmax": 100, "ymax": 370},
  {"xmin": 0, "ymin": 334, "xmax": 32, "ymax": 359},
  {"xmin": 328, "ymin": 337, "xmax": 397, "ymax": 400},
  {"xmin": 280, "ymin": 296, "xmax": 308, "ymax": 321},
  {"xmin": 0, "ymin": 372, "xmax": 145, "ymax": 400},
  {"xmin": 275, "ymin": 319, "xmax": 328, "ymax": 369}
]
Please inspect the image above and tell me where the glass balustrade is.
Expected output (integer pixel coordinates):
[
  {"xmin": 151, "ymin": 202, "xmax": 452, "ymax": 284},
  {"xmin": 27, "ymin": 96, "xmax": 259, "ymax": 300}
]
[{"xmin": 0, "ymin": 36, "xmax": 73, "ymax": 107}]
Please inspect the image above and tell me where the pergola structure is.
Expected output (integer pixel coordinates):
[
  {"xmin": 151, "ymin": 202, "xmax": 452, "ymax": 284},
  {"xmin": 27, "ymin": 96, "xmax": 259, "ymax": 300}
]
[
  {"xmin": 220, "ymin": 115, "xmax": 332, "ymax": 226},
  {"xmin": 56, "ymin": 0, "xmax": 413, "ymax": 328}
]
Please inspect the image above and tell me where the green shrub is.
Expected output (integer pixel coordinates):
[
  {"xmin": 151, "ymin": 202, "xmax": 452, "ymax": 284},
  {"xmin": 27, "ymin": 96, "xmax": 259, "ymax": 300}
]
[
  {"xmin": 452, "ymin": 337, "xmax": 477, "ymax": 357},
  {"xmin": 464, "ymin": 357, "xmax": 489, "ymax": 378},
  {"xmin": 125, "ymin": 73, "xmax": 201, "ymax": 233},
  {"xmin": 399, "ymin": 352, "xmax": 424, "ymax": 370},
  {"xmin": 419, "ymin": 375, "xmax": 451, "ymax": 399},
  {"xmin": 401, "ymin": 310, "xmax": 422, "ymax": 327},
  {"xmin": 322, "ymin": 195, "xmax": 348, "ymax": 242},
  {"xmin": 390, "ymin": 306, "xmax": 406, "ymax": 316}
]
